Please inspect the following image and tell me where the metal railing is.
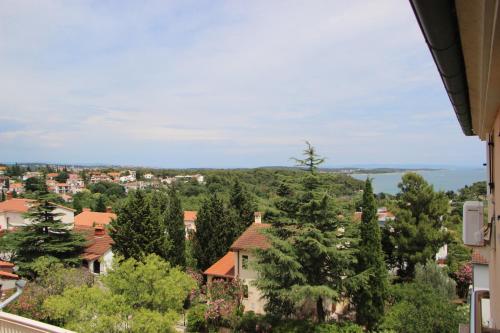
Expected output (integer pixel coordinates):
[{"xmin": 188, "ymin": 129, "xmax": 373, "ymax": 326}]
[{"xmin": 0, "ymin": 312, "xmax": 74, "ymax": 333}]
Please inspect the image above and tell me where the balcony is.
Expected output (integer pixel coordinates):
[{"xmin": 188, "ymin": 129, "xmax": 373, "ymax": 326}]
[{"xmin": 0, "ymin": 311, "xmax": 74, "ymax": 333}]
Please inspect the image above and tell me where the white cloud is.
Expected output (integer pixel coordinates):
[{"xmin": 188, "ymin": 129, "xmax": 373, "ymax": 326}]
[{"xmin": 0, "ymin": 0, "xmax": 484, "ymax": 167}]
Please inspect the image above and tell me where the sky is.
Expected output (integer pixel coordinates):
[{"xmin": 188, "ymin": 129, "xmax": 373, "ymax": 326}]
[{"xmin": 0, "ymin": 0, "xmax": 485, "ymax": 168}]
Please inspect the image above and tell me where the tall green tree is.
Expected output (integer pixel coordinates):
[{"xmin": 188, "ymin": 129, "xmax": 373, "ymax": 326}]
[
  {"xmin": 54, "ymin": 172, "xmax": 69, "ymax": 183},
  {"xmin": 291, "ymin": 141, "xmax": 325, "ymax": 174},
  {"xmin": 384, "ymin": 173, "xmax": 451, "ymax": 278},
  {"xmin": 193, "ymin": 193, "xmax": 238, "ymax": 271},
  {"xmin": 353, "ymin": 179, "xmax": 388, "ymax": 330},
  {"xmin": 255, "ymin": 143, "xmax": 355, "ymax": 322},
  {"xmin": 229, "ymin": 179, "xmax": 257, "ymax": 232},
  {"xmin": 9, "ymin": 199, "xmax": 86, "ymax": 275},
  {"xmin": 161, "ymin": 187, "xmax": 186, "ymax": 268},
  {"xmin": 94, "ymin": 195, "xmax": 107, "ymax": 212},
  {"xmin": 110, "ymin": 190, "xmax": 169, "ymax": 261}
]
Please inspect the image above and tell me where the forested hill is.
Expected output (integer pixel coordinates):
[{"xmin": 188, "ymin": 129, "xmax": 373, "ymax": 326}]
[{"xmin": 175, "ymin": 168, "xmax": 365, "ymax": 211}]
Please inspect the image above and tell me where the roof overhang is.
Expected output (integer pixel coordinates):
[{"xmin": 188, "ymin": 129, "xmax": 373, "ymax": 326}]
[
  {"xmin": 410, "ymin": 0, "xmax": 500, "ymax": 139},
  {"xmin": 455, "ymin": 0, "xmax": 500, "ymax": 140}
]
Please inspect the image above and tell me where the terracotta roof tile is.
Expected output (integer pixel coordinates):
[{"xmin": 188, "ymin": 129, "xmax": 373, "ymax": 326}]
[
  {"xmin": 204, "ymin": 251, "xmax": 235, "ymax": 278},
  {"xmin": 184, "ymin": 211, "xmax": 197, "ymax": 221},
  {"xmin": 472, "ymin": 249, "xmax": 489, "ymax": 264},
  {"xmin": 0, "ymin": 199, "xmax": 33, "ymax": 213},
  {"xmin": 230, "ymin": 223, "xmax": 270, "ymax": 251},
  {"xmin": 77, "ymin": 227, "xmax": 114, "ymax": 260},
  {"xmin": 75, "ymin": 211, "xmax": 116, "ymax": 227},
  {"xmin": 0, "ymin": 270, "xmax": 18, "ymax": 279},
  {"xmin": 0, "ymin": 261, "xmax": 14, "ymax": 268}
]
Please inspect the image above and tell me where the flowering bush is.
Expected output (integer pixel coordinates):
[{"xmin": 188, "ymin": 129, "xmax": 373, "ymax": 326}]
[
  {"xmin": 205, "ymin": 278, "xmax": 244, "ymax": 328},
  {"xmin": 453, "ymin": 263, "xmax": 472, "ymax": 298}
]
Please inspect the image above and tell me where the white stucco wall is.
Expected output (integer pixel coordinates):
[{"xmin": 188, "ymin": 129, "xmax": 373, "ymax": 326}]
[
  {"xmin": 0, "ymin": 278, "xmax": 17, "ymax": 290},
  {"xmin": 52, "ymin": 207, "xmax": 75, "ymax": 226},
  {"xmin": 236, "ymin": 250, "xmax": 266, "ymax": 314},
  {"xmin": 88, "ymin": 250, "xmax": 114, "ymax": 275},
  {"xmin": 473, "ymin": 264, "xmax": 490, "ymax": 290},
  {"xmin": 0, "ymin": 212, "xmax": 26, "ymax": 229}
]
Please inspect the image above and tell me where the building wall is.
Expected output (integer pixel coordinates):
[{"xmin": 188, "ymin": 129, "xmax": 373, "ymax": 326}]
[
  {"xmin": 473, "ymin": 264, "xmax": 490, "ymax": 290},
  {"xmin": 489, "ymin": 110, "xmax": 500, "ymax": 327},
  {"xmin": 52, "ymin": 208, "xmax": 75, "ymax": 225},
  {"xmin": 0, "ymin": 212, "xmax": 26, "ymax": 229},
  {"xmin": 88, "ymin": 250, "xmax": 113, "ymax": 275},
  {"xmin": 0, "ymin": 278, "xmax": 17, "ymax": 290},
  {"xmin": 236, "ymin": 250, "xmax": 266, "ymax": 314}
]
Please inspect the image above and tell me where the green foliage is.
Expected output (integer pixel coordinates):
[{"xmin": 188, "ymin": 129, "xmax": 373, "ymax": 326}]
[
  {"xmin": 24, "ymin": 176, "xmax": 48, "ymax": 193},
  {"xmin": 291, "ymin": 141, "xmax": 325, "ymax": 174},
  {"xmin": 193, "ymin": 193, "xmax": 239, "ymax": 271},
  {"xmin": 54, "ymin": 171, "xmax": 69, "ymax": 183},
  {"xmin": 187, "ymin": 303, "xmax": 208, "ymax": 332},
  {"xmin": 88, "ymin": 181, "xmax": 126, "ymax": 200},
  {"xmin": 255, "ymin": 143, "xmax": 355, "ymax": 322},
  {"xmin": 94, "ymin": 194, "xmax": 107, "ymax": 212},
  {"xmin": 353, "ymin": 179, "xmax": 388, "ymax": 330},
  {"xmin": 44, "ymin": 254, "xmax": 194, "ymax": 333},
  {"xmin": 229, "ymin": 179, "xmax": 257, "ymax": 232},
  {"xmin": 162, "ymin": 186, "xmax": 186, "ymax": 267},
  {"xmin": 414, "ymin": 260, "xmax": 456, "ymax": 300},
  {"xmin": 8, "ymin": 199, "xmax": 85, "ymax": 275},
  {"xmin": 381, "ymin": 282, "xmax": 466, "ymax": 333},
  {"xmin": 7, "ymin": 257, "xmax": 93, "ymax": 322},
  {"xmin": 383, "ymin": 173, "xmax": 451, "ymax": 278},
  {"xmin": 109, "ymin": 190, "xmax": 170, "ymax": 261}
]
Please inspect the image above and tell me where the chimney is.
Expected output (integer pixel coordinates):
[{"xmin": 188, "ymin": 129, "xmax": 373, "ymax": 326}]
[
  {"xmin": 254, "ymin": 211, "xmax": 262, "ymax": 224},
  {"xmin": 106, "ymin": 206, "xmax": 113, "ymax": 213},
  {"xmin": 6, "ymin": 192, "xmax": 13, "ymax": 200},
  {"xmin": 94, "ymin": 226, "xmax": 105, "ymax": 236},
  {"xmin": 82, "ymin": 208, "xmax": 91, "ymax": 212}
]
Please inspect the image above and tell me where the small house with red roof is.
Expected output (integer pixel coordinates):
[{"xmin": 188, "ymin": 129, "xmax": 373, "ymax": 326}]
[
  {"xmin": 77, "ymin": 225, "xmax": 114, "ymax": 275},
  {"xmin": 472, "ymin": 248, "xmax": 489, "ymax": 292},
  {"xmin": 74, "ymin": 208, "xmax": 116, "ymax": 228},
  {"xmin": 0, "ymin": 260, "xmax": 19, "ymax": 291},
  {"xmin": 184, "ymin": 211, "xmax": 197, "ymax": 237},
  {"xmin": 0, "ymin": 198, "xmax": 75, "ymax": 231}
]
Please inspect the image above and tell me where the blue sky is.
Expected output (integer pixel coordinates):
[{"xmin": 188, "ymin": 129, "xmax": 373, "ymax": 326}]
[{"xmin": 0, "ymin": 0, "xmax": 485, "ymax": 168}]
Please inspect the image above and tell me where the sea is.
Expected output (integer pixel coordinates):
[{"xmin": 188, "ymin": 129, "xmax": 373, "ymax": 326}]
[{"xmin": 351, "ymin": 168, "xmax": 486, "ymax": 194}]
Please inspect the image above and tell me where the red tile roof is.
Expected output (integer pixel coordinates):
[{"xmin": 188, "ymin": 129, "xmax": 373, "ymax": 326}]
[
  {"xmin": 0, "ymin": 261, "xmax": 14, "ymax": 268},
  {"xmin": 0, "ymin": 199, "xmax": 33, "ymax": 213},
  {"xmin": 472, "ymin": 249, "xmax": 489, "ymax": 264},
  {"xmin": 230, "ymin": 223, "xmax": 270, "ymax": 251},
  {"xmin": 204, "ymin": 251, "xmax": 235, "ymax": 278},
  {"xmin": 77, "ymin": 227, "xmax": 114, "ymax": 261},
  {"xmin": 184, "ymin": 211, "xmax": 197, "ymax": 221},
  {"xmin": 75, "ymin": 211, "xmax": 116, "ymax": 227},
  {"xmin": 0, "ymin": 270, "xmax": 18, "ymax": 279}
]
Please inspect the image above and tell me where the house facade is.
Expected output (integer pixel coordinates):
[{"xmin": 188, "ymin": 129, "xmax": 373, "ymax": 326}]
[
  {"xmin": 184, "ymin": 211, "xmax": 197, "ymax": 237},
  {"xmin": 411, "ymin": 1, "xmax": 500, "ymax": 331},
  {"xmin": 0, "ymin": 198, "xmax": 75, "ymax": 230}
]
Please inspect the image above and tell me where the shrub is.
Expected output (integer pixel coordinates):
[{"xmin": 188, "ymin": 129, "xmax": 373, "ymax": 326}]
[
  {"xmin": 187, "ymin": 304, "xmax": 208, "ymax": 333},
  {"xmin": 314, "ymin": 322, "xmax": 364, "ymax": 333},
  {"xmin": 236, "ymin": 311, "xmax": 271, "ymax": 333}
]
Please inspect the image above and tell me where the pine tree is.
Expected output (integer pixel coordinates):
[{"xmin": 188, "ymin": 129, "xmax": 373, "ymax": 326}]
[
  {"xmin": 10, "ymin": 199, "xmax": 86, "ymax": 275},
  {"xmin": 229, "ymin": 179, "xmax": 257, "ymax": 232},
  {"xmin": 193, "ymin": 193, "xmax": 238, "ymax": 271},
  {"xmin": 353, "ymin": 179, "xmax": 388, "ymax": 330},
  {"xmin": 291, "ymin": 141, "xmax": 325, "ymax": 174},
  {"xmin": 384, "ymin": 172, "xmax": 451, "ymax": 278},
  {"xmin": 110, "ymin": 190, "xmax": 170, "ymax": 260},
  {"xmin": 255, "ymin": 143, "xmax": 355, "ymax": 322},
  {"xmin": 163, "ymin": 186, "xmax": 186, "ymax": 268},
  {"xmin": 94, "ymin": 195, "xmax": 106, "ymax": 212}
]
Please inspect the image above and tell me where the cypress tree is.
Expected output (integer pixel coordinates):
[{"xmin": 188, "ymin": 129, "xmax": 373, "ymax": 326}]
[
  {"xmin": 164, "ymin": 186, "xmax": 186, "ymax": 267},
  {"xmin": 10, "ymin": 198, "xmax": 86, "ymax": 276},
  {"xmin": 193, "ymin": 193, "xmax": 238, "ymax": 271},
  {"xmin": 229, "ymin": 179, "xmax": 257, "ymax": 232},
  {"xmin": 353, "ymin": 179, "xmax": 388, "ymax": 330},
  {"xmin": 110, "ymin": 190, "xmax": 169, "ymax": 260}
]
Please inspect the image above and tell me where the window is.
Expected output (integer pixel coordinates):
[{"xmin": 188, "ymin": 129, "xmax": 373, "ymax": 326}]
[{"xmin": 242, "ymin": 255, "xmax": 249, "ymax": 269}]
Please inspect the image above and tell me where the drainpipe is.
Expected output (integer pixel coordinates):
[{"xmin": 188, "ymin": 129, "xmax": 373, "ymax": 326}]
[{"xmin": 0, "ymin": 280, "xmax": 27, "ymax": 310}]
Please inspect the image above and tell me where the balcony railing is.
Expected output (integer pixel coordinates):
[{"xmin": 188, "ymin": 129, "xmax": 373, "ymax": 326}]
[{"xmin": 0, "ymin": 311, "xmax": 74, "ymax": 333}]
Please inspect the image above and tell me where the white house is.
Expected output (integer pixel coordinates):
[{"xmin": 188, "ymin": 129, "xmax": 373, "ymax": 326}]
[
  {"xmin": 78, "ymin": 225, "xmax": 114, "ymax": 275},
  {"xmin": 0, "ymin": 198, "xmax": 75, "ymax": 230}
]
